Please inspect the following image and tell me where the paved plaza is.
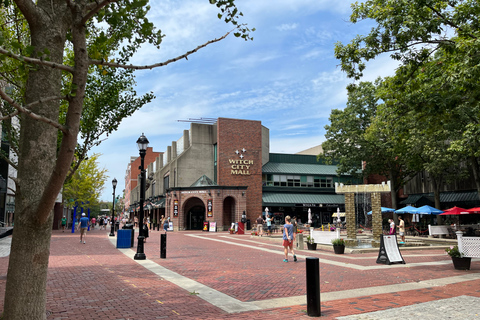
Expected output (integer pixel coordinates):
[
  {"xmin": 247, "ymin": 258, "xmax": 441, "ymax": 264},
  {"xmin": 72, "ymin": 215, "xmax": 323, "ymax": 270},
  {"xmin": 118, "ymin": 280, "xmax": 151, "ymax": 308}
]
[{"xmin": 0, "ymin": 228, "xmax": 479, "ymax": 319}]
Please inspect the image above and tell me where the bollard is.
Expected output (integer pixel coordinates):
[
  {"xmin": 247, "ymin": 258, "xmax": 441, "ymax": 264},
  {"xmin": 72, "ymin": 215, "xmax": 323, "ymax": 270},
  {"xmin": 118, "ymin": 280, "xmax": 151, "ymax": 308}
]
[
  {"xmin": 160, "ymin": 233, "xmax": 167, "ymax": 259},
  {"xmin": 306, "ymin": 257, "xmax": 320, "ymax": 317},
  {"xmin": 297, "ymin": 233, "xmax": 304, "ymax": 250}
]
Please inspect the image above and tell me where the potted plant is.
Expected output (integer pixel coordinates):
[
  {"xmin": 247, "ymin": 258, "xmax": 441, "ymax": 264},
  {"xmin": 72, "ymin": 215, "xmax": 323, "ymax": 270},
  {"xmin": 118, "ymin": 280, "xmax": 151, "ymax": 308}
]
[
  {"xmin": 229, "ymin": 228, "xmax": 235, "ymax": 234},
  {"xmin": 331, "ymin": 238, "xmax": 345, "ymax": 254},
  {"xmin": 445, "ymin": 245, "xmax": 471, "ymax": 270},
  {"xmin": 306, "ymin": 235, "xmax": 317, "ymax": 250}
]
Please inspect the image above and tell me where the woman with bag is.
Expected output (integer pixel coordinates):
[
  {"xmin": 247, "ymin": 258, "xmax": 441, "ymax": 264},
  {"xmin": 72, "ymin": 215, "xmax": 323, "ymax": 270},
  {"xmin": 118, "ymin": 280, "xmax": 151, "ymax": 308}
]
[{"xmin": 143, "ymin": 218, "xmax": 149, "ymax": 242}]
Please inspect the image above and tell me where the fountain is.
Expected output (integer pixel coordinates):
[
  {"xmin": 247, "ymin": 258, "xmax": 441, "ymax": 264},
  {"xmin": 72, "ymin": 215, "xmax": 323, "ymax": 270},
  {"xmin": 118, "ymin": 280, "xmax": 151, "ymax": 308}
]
[{"xmin": 335, "ymin": 181, "xmax": 391, "ymax": 247}]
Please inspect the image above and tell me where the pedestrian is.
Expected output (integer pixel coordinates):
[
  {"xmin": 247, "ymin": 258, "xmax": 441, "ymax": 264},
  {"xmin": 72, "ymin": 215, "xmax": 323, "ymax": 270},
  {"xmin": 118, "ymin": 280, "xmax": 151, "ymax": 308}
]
[
  {"xmin": 388, "ymin": 219, "xmax": 396, "ymax": 235},
  {"xmin": 266, "ymin": 214, "xmax": 273, "ymax": 236},
  {"xmin": 61, "ymin": 215, "xmax": 67, "ymax": 232},
  {"xmin": 104, "ymin": 217, "xmax": 108, "ymax": 230},
  {"xmin": 163, "ymin": 216, "xmax": 169, "ymax": 232},
  {"xmin": 398, "ymin": 216, "xmax": 405, "ymax": 243},
  {"xmin": 282, "ymin": 215, "xmax": 297, "ymax": 262},
  {"xmin": 143, "ymin": 217, "xmax": 149, "ymax": 242},
  {"xmin": 256, "ymin": 215, "xmax": 264, "ymax": 236},
  {"xmin": 78, "ymin": 213, "xmax": 89, "ymax": 244},
  {"xmin": 91, "ymin": 216, "xmax": 96, "ymax": 230}
]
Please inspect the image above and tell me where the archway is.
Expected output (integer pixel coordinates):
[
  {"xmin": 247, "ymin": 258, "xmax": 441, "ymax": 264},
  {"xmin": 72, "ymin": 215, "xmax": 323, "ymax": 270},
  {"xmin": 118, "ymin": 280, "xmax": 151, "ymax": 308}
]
[
  {"xmin": 183, "ymin": 197, "xmax": 206, "ymax": 230},
  {"xmin": 222, "ymin": 196, "xmax": 236, "ymax": 230}
]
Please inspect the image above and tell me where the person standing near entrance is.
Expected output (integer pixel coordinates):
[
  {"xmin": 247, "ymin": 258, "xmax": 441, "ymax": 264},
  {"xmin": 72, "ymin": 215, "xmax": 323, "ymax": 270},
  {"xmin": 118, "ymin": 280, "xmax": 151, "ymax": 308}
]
[
  {"xmin": 78, "ymin": 213, "xmax": 89, "ymax": 244},
  {"xmin": 398, "ymin": 216, "xmax": 405, "ymax": 244},
  {"xmin": 256, "ymin": 215, "xmax": 264, "ymax": 236},
  {"xmin": 282, "ymin": 215, "xmax": 297, "ymax": 262}
]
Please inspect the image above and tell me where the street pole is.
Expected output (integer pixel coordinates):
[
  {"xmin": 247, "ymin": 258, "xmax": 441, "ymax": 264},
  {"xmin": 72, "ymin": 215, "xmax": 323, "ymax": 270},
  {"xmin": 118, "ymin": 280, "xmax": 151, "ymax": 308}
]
[
  {"xmin": 134, "ymin": 133, "xmax": 148, "ymax": 260},
  {"xmin": 109, "ymin": 178, "xmax": 117, "ymax": 237}
]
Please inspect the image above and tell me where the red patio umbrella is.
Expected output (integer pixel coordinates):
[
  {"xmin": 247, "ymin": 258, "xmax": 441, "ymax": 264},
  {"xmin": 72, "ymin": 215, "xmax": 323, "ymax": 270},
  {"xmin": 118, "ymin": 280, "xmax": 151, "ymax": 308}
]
[
  {"xmin": 439, "ymin": 206, "xmax": 470, "ymax": 215},
  {"xmin": 466, "ymin": 207, "xmax": 480, "ymax": 214}
]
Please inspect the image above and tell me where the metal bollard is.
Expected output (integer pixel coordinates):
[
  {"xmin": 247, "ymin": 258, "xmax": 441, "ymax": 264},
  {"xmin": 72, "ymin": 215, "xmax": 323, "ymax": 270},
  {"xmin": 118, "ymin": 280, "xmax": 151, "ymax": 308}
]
[
  {"xmin": 160, "ymin": 233, "xmax": 167, "ymax": 259},
  {"xmin": 306, "ymin": 257, "xmax": 321, "ymax": 317}
]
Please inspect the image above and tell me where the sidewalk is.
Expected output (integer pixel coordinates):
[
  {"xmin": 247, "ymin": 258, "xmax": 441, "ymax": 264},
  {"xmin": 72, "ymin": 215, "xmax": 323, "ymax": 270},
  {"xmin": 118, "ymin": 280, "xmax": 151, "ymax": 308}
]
[{"xmin": 0, "ymin": 227, "xmax": 478, "ymax": 319}]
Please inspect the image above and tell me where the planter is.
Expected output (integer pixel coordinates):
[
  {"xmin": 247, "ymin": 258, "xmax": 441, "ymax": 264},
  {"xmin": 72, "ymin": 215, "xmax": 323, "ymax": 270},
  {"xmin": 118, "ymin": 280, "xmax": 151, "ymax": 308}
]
[
  {"xmin": 307, "ymin": 242, "xmax": 317, "ymax": 250},
  {"xmin": 333, "ymin": 244, "xmax": 345, "ymax": 254},
  {"xmin": 451, "ymin": 256, "xmax": 471, "ymax": 270},
  {"xmin": 229, "ymin": 229, "xmax": 235, "ymax": 234}
]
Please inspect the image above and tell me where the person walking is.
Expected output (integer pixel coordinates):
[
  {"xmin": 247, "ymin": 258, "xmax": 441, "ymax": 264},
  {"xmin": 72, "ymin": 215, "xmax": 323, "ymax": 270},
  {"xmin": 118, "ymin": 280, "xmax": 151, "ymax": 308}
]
[
  {"xmin": 61, "ymin": 215, "xmax": 67, "ymax": 232},
  {"xmin": 282, "ymin": 215, "xmax": 297, "ymax": 262},
  {"xmin": 398, "ymin": 216, "xmax": 405, "ymax": 244},
  {"xmin": 256, "ymin": 215, "xmax": 264, "ymax": 236},
  {"xmin": 163, "ymin": 216, "xmax": 169, "ymax": 232},
  {"xmin": 91, "ymin": 217, "xmax": 96, "ymax": 230},
  {"xmin": 78, "ymin": 213, "xmax": 89, "ymax": 244}
]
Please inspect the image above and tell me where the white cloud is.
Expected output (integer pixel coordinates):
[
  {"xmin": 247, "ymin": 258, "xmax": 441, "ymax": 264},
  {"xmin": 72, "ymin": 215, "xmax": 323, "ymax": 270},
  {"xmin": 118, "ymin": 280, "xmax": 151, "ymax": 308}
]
[{"xmin": 276, "ymin": 23, "xmax": 299, "ymax": 31}]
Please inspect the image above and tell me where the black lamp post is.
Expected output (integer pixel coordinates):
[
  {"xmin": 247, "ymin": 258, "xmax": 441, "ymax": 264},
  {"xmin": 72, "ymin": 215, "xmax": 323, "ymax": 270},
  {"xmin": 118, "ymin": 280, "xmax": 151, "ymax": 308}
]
[
  {"xmin": 109, "ymin": 178, "xmax": 118, "ymax": 236},
  {"xmin": 134, "ymin": 133, "xmax": 149, "ymax": 260}
]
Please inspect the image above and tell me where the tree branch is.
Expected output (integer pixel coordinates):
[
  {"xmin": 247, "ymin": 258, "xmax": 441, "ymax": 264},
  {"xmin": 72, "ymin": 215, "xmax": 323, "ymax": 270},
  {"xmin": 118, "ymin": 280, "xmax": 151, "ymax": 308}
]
[
  {"xmin": 13, "ymin": 0, "xmax": 39, "ymax": 26},
  {"xmin": 89, "ymin": 29, "xmax": 233, "ymax": 69},
  {"xmin": 0, "ymin": 90, "xmax": 68, "ymax": 132},
  {"xmin": 82, "ymin": 0, "xmax": 120, "ymax": 25},
  {"xmin": 0, "ymin": 95, "xmax": 65, "ymax": 120},
  {"xmin": 425, "ymin": 4, "xmax": 477, "ymax": 39},
  {"xmin": 0, "ymin": 47, "xmax": 75, "ymax": 73}
]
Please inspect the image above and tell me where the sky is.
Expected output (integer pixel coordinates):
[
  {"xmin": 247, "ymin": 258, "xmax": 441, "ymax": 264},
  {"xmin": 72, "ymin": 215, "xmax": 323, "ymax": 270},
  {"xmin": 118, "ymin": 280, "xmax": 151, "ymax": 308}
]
[{"xmin": 93, "ymin": 0, "xmax": 399, "ymax": 201}]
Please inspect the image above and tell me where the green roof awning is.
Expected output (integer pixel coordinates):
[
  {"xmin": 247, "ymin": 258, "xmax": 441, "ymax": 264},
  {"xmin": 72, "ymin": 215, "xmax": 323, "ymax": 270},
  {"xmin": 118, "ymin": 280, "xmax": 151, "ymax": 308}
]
[
  {"xmin": 262, "ymin": 192, "xmax": 345, "ymax": 206},
  {"xmin": 154, "ymin": 198, "xmax": 165, "ymax": 208},
  {"xmin": 262, "ymin": 162, "xmax": 341, "ymax": 175},
  {"xmin": 190, "ymin": 175, "xmax": 217, "ymax": 187}
]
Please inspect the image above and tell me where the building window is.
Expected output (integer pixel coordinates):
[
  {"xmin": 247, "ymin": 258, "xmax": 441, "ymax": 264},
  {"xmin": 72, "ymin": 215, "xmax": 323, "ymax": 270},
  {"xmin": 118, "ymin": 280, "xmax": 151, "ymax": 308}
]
[
  {"xmin": 262, "ymin": 174, "xmax": 332, "ymax": 188},
  {"xmin": 163, "ymin": 175, "xmax": 169, "ymax": 191}
]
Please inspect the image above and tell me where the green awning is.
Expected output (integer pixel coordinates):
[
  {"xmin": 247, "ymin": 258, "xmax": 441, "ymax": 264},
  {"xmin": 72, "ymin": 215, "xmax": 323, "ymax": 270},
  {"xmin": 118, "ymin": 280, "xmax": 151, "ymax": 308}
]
[
  {"xmin": 262, "ymin": 192, "xmax": 345, "ymax": 207},
  {"xmin": 154, "ymin": 198, "xmax": 165, "ymax": 208}
]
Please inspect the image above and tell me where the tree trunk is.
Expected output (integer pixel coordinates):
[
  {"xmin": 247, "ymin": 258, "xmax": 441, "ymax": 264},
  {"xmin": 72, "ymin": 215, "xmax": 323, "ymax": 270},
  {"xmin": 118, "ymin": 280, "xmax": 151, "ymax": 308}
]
[{"xmin": 3, "ymin": 3, "xmax": 71, "ymax": 318}]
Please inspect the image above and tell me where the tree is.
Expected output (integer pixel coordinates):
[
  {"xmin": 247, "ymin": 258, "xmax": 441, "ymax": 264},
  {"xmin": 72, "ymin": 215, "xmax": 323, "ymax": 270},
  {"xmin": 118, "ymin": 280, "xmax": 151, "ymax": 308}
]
[
  {"xmin": 62, "ymin": 153, "xmax": 108, "ymax": 209},
  {"xmin": 335, "ymin": 0, "xmax": 480, "ymax": 199},
  {"xmin": 0, "ymin": 1, "xmax": 252, "ymax": 318}
]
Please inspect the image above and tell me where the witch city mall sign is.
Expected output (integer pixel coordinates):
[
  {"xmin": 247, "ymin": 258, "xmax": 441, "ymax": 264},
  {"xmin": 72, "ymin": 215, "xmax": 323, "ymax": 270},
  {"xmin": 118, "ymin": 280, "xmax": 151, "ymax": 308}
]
[{"xmin": 229, "ymin": 148, "xmax": 253, "ymax": 175}]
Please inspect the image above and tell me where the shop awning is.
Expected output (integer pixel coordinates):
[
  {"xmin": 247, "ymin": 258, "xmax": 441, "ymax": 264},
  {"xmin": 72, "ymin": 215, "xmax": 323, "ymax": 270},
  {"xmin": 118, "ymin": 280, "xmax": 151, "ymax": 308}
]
[{"xmin": 262, "ymin": 192, "xmax": 345, "ymax": 207}]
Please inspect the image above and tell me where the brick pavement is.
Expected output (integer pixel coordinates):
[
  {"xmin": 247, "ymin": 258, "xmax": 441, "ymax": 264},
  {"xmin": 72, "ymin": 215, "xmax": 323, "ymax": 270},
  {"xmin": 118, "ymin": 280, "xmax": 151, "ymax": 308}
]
[{"xmin": 0, "ymin": 227, "xmax": 478, "ymax": 319}]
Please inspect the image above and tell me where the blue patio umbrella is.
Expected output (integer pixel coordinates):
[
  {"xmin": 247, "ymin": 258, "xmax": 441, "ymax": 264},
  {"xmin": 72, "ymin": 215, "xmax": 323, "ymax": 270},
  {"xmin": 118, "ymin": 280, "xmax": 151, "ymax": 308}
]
[
  {"xmin": 395, "ymin": 205, "xmax": 418, "ymax": 214},
  {"xmin": 367, "ymin": 207, "xmax": 395, "ymax": 215},
  {"xmin": 412, "ymin": 205, "xmax": 444, "ymax": 215}
]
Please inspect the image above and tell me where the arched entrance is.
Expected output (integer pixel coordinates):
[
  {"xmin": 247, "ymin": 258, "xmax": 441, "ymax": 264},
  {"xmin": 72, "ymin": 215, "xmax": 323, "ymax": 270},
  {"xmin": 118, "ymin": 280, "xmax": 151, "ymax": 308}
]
[
  {"xmin": 183, "ymin": 197, "xmax": 206, "ymax": 230},
  {"xmin": 222, "ymin": 196, "xmax": 236, "ymax": 230}
]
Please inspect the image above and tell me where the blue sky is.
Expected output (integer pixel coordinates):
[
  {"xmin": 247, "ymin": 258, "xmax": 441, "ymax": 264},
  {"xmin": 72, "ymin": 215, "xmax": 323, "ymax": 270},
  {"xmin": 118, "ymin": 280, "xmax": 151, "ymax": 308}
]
[{"xmin": 93, "ymin": 0, "xmax": 399, "ymax": 201}]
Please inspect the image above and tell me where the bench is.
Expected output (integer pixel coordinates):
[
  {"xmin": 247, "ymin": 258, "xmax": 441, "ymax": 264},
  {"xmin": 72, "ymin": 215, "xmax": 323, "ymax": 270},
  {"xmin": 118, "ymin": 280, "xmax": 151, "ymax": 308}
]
[
  {"xmin": 428, "ymin": 225, "xmax": 450, "ymax": 236},
  {"xmin": 310, "ymin": 229, "xmax": 338, "ymax": 245}
]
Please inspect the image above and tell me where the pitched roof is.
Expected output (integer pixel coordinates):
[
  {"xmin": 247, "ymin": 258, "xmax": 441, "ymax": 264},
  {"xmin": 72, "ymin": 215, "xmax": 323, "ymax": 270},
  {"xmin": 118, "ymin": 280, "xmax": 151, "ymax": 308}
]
[{"xmin": 190, "ymin": 175, "xmax": 217, "ymax": 187}]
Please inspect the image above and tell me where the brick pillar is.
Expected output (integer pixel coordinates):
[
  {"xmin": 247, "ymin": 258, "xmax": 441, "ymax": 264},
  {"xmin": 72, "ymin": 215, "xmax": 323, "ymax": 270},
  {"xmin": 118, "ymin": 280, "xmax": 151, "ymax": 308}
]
[
  {"xmin": 345, "ymin": 193, "xmax": 356, "ymax": 240},
  {"xmin": 371, "ymin": 192, "xmax": 382, "ymax": 244}
]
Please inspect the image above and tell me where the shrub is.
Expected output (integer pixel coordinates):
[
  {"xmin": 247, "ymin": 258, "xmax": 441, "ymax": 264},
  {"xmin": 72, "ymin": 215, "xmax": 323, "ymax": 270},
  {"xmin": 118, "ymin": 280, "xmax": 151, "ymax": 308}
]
[{"xmin": 331, "ymin": 238, "xmax": 345, "ymax": 246}]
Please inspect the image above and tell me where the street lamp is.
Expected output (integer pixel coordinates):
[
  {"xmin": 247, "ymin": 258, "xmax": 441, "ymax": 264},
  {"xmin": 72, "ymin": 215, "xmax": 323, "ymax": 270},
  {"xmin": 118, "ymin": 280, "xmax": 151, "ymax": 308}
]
[
  {"xmin": 134, "ymin": 133, "xmax": 149, "ymax": 260},
  {"xmin": 109, "ymin": 178, "xmax": 118, "ymax": 236}
]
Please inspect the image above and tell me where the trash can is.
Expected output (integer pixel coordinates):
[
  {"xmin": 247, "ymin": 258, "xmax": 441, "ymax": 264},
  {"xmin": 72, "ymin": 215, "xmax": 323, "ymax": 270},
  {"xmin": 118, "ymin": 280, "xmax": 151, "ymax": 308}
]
[
  {"xmin": 246, "ymin": 219, "xmax": 251, "ymax": 231},
  {"xmin": 123, "ymin": 224, "xmax": 135, "ymax": 248},
  {"xmin": 115, "ymin": 221, "xmax": 120, "ymax": 231},
  {"xmin": 116, "ymin": 229, "xmax": 132, "ymax": 248}
]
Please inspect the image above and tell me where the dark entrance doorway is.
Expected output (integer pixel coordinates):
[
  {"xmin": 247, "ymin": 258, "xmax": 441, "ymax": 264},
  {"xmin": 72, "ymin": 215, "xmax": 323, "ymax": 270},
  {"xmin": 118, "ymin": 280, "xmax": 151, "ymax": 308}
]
[{"xmin": 187, "ymin": 206, "xmax": 205, "ymax": 230}]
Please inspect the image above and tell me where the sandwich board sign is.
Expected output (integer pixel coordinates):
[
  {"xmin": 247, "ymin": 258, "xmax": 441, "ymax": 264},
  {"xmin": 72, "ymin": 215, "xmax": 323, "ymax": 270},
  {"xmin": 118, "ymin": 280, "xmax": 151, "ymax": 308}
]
[{"xmin": 376, "ymin": 235, "xmax": 406, "ymax": 265}]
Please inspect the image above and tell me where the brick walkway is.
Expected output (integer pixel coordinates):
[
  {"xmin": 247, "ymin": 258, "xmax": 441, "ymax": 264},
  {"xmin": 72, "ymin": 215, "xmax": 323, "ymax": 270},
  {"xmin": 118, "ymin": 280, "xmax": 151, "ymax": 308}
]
[{"xmin": 0, "ymin": 227, "xmax": 479, "ymax": 319}]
